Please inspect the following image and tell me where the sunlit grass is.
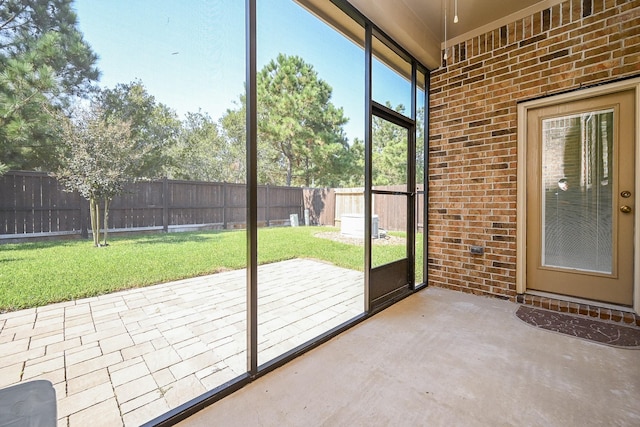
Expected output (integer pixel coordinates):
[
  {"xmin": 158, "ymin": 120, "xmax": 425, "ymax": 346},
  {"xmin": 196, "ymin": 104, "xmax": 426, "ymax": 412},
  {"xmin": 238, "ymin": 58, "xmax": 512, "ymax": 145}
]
[{"xmin": 0, "ymin": 227, "xmax": 423, "ymax": 312}]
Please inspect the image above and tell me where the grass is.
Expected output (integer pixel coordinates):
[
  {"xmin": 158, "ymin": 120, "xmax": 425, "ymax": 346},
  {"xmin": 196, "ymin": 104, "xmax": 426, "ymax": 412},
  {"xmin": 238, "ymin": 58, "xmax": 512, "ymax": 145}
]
[{"xmin": 0, "ymin": 226, "xmax": 423, "ymax": 312}]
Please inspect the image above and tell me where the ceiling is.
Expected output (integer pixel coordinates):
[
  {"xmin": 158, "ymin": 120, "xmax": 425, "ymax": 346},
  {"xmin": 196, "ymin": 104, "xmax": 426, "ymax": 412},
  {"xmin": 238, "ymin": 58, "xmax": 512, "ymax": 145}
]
[
  {"xmin": 300, "ymin": 0, "xmax": 563, "ymax": 69},
  {"xmin": 400, "ymin": 0, "xmax": 553, "ymax": 45}
]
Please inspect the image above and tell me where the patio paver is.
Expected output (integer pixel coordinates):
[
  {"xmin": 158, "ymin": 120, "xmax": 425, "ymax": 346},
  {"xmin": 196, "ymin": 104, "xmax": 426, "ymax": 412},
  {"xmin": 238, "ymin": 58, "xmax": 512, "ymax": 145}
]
[{"xmin": 0, "ymin": 258, "xmax": 364, "ymax": 427}]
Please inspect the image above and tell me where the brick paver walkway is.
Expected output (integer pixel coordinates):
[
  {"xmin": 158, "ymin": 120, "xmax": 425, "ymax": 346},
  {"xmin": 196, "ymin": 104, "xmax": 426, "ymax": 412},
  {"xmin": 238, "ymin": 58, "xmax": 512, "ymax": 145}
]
[{"xmin": 0, "ymin": 259, "xmax": 364, "ymax": 426}]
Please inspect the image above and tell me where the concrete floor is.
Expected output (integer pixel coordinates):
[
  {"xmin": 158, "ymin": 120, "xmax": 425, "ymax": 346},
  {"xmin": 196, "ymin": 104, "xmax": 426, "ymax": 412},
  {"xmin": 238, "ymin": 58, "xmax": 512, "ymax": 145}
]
[{"xmin": 179, "ymin": 287, "xmax": 640, "ymax": 427}]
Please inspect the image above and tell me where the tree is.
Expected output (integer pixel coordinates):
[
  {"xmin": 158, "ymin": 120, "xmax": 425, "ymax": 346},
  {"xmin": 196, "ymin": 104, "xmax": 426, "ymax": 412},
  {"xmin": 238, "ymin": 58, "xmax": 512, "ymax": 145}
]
[
  {"xmin": 257, "ymin": 54, "xmax": 353, "ymax": 187},
  {"xmin": 0, "ymin": 0, "xmax": 99, "ymax": 172},
  {"xmin": 218, "ymin": 101, "xmax": 246, "ymax": 184},
  {"xmin": 220, "ymin": 96, "xmax": 278, "ymax": 185},
  {"xmin": 344, "ymin": 137, "xmax": 364, "ymax": 187},
  {"xmin": 55, "ymin": 106, "xmax": 141, "ymax": 247},
  {"xmin": 95, "ymin": 81, "xmax": 180, "ymax": 179},
  {"xmin": 168, "ymin": 110, "xmax": 244, "ymax": 183},
  {"xmin": 372, "ymin": 103, "xmax": 409, "ymax": 186}
]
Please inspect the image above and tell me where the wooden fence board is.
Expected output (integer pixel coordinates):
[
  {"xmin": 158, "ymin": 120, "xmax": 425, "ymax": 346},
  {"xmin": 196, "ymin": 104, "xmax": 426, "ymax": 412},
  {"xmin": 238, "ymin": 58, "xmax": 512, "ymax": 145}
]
[
  {"xmin": 0, "ymin": 172, "xmax": 424, "ymax": 239},
  {"xmin": 0, "ymin": 172, "xmax": 306, "ymax": 238}
]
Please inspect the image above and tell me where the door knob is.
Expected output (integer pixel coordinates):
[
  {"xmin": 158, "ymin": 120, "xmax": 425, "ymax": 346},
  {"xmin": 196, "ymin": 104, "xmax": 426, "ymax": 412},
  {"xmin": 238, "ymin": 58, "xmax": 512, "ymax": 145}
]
[{"xmin": 620, "ymin": 205, "xmax": 632, "ymax": 213}]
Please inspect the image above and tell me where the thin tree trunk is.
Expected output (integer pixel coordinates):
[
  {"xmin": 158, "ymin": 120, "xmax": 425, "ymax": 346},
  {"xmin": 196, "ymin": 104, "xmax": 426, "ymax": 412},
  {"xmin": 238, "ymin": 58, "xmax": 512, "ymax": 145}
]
[
  {"xmin": 103, "ymin": 198, "xmax": 110, "ymax": 246},
  {"xmin": 89, "ymin": 196, "xmax": 99, "ymax": 247},
  {"xmin": 95, "ymin": 198, "xmax": 101, "ymax": 247},
  {"xmin": 286, "ymin": 156, "xmax": 293, "ymax": 186}
]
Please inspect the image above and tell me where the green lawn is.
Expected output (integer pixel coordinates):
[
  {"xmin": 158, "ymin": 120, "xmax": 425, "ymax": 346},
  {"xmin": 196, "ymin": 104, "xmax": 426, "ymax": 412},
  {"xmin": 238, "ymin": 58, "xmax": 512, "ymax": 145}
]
[{"xmin": 0, "ymin": 226, "xmax": 423, "ymax": 312}]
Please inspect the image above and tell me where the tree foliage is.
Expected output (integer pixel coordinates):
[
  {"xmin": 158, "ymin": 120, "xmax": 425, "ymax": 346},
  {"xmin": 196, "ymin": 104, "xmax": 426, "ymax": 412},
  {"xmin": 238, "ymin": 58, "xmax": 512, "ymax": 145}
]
[
  {"xmin": 256, "ymin": 54, "xmax": 357, "ymax": 187},
  {"xmin": 55, "ymin": 106, "xmax": 141, "ymax": 247},
  {"xmin": 371, "ymin": 103, "xmax": 424, "ymax": 187},
  {"xmin": 218, "ymin": 101, "xmax": 246, "ymax": 184},
  {"xmin": 0, "ymin": 0, "xmax": 99, "ymax": 172},
  {"xmin": 371, "ymin": 103, "xmax": 407, "ymax": 186},
  {"xmin": 94, "ymin": 80, "xmax": 180, "ymax": 179},
  {"xmin": 167, "ymin": 110, "xmax": 244, "ymax": 183}
]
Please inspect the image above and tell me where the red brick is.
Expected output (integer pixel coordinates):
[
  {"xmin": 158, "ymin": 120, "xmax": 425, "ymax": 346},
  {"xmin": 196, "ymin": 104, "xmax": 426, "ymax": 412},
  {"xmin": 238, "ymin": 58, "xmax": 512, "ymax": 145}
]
[{"xmin": 429, "ymin": 0, "xmax": 639, "ymax": 303}]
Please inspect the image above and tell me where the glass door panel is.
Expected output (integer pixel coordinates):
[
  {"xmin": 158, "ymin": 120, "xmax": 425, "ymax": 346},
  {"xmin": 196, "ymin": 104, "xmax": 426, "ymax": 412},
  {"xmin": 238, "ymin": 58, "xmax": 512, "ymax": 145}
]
[
  {"xmin": 541, "ymin": 110, "xmax": 614, "ymax": 274},
  {"xmin": 371, "ymin": 193, "xmax": 408, "ymax": 268},
  {"xmin": 372, "ymin": 116, "xmax": 409, "ymax": 191}
]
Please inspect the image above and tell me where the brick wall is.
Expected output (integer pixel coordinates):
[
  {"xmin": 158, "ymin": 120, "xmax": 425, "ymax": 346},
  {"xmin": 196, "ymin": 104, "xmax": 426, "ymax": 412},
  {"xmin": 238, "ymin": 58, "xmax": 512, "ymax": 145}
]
[{"xmin": 428, "ymin": 0, "xmax": 640, "ymax": 311}]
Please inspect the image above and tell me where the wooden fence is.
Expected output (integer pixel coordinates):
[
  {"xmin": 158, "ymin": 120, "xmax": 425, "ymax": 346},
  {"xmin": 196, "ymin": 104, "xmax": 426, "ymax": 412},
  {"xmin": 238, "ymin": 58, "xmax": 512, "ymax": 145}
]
[
  {"xmin": 0, "ymin": 172, "xmax": 305, "ymax": 240},
  {"xmin": 331, "ymin": 185, "xmax": 425, "ymax": 232},
  {"xmin": 0, "ymin": 171, "xmax": 424, "ymax": 241}
]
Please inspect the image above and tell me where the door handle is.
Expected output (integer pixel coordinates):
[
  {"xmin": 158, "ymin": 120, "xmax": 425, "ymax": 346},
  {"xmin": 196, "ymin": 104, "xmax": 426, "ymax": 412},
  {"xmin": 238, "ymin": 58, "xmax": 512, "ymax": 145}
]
[{"xmin": 620, "ymin": 205, "xmax": 632, "ymax": 213}]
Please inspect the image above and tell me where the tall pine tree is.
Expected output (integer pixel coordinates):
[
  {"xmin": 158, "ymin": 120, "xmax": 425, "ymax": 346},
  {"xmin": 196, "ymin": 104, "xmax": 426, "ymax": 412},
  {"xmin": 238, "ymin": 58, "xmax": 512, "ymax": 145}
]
[{"xmin": 0, "ymin": 0, "xmax": 99, "ymax": 172}]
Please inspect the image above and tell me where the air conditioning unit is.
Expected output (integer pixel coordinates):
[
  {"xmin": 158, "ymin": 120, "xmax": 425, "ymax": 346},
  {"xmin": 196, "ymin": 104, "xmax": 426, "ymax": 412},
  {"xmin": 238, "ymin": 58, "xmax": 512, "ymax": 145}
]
[{"xmin": 340, "ymin": 214, "xmax": 379, "ymax": 239}]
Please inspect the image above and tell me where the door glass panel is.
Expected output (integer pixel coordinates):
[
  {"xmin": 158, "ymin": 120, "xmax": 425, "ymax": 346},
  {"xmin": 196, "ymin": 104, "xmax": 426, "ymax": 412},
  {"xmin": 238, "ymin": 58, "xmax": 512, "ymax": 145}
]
[
  {"xmin": 372, "ymin": 117, "xmax": 408, "ymax": 190},
  {"xmin": 372, "ymin": 193, "xmax": 407, "ymax": 268},
  {"xmin": 371, "ymin": 116, "xmax": 408, "ymax": 268},
  {"xmin": 541, "ymin": 109, "xmax": 614, "ymax": 274}
]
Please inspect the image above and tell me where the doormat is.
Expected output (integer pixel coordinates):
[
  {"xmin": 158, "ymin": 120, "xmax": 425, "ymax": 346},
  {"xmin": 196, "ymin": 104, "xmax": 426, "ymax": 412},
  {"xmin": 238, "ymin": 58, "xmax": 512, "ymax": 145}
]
[{"xmin": 515, "ymin": 306, "xmax": 640, "ymax": 348}]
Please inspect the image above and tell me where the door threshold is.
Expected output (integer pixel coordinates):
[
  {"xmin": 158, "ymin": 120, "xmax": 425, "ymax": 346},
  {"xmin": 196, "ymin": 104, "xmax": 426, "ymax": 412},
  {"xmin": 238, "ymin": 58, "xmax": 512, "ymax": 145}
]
[{"xmin": 525, "ymin": 290, "xmax": 635, "ymax": 313}]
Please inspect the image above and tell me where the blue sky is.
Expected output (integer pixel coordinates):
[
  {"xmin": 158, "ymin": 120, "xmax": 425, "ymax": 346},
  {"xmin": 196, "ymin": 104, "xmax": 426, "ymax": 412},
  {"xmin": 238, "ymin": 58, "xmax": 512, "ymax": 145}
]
[{"xmin": 73, "ymin": 0, "xmax": 416, "ymax": 143}]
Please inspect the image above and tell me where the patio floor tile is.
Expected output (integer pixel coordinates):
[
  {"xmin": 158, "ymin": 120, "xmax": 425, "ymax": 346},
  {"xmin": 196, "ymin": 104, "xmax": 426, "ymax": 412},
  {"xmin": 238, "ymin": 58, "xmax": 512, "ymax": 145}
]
[
  {"xmin": 65, "ymin": 346, "xmax": 102, "ymax": 366},
  {"xmin": 99, "ymin": 332, "xmax": 135, "ymax": 354},
  {"xmin": 143, "ymin": 347, "xmax": 182, "ymax": 372},
  {"xmin": 120, "ymin": 341, "xmax": 156, "ymax": 359},
  {"xmin": 131, "ymin": 328, "xmax": 163, "ymax": 345},
  {"xmin": 0, "ymin": 362, "xmax": 23, "ymax": 388},
  {"xmin": 64, "ymin": 322, "xmax": 96, "ymax": 339},
  {"xmin": 0, "ymin": 346, "xmax": 45, "ymax": 369},
  {"xmin": 169, "ymin": 351, "xmax": 220, "ymax": 381},
  {"xmin": 29, "ymin": 332, "xmax": 64, "ymax": 350},
  {"xmin": 152, "ymin": 367, "xmax": 176, "ymax": 388},
  {"xmin": 0, "ymin": 337, "xmax": 29, "ymax": 357},
  {"xmin": 22, "ymin": 354, "xmax": 65, "ymax": 380},
  {"xmin": 119, "ymin": 390, "xmax": 161, "ymax": 416},
  {"xmin": 174, "ymin": 339, "xmax": 209, "ymax": 360},
  {"xmin": 34, "ymin": 315, "xmax": 64, "ymax": 329},
  {"xmin": 66, "ymin": 351, "xmax": 123, "ymax": 379},
  {"xmin": 2, "ymin": 312, "xmax": 36, "ymax": 327},
  {"xmin": 110, "ymin": 361, "xmax": 150, "ymax": 387},
  {"xmin": 57, "ymin": 381, "xmax": 114, "ymax": 419},
  {"xmin": 0, "ymin": 259, "xmax": 364, "ymax": 426},
  {"xmin": 67, "ymin": 368, "xmax": 110, "ymax": 395},
  {"xmin": 121, "ymin": 397, "xmax": 171, "ymax": 427},
  {"xmin": 46, "ymin": 336, "xmax": 81, "ymax": 355},
  {"xmin": 162, "ymin": 374, "xmax": 206, "ymax": 408},
  {"xmin": 69, "ymin": 398, "xmax": 123, "ymax": 427},
  {"xmin": 114, "ymin": 375, "xmax": 159, "ymax": 405}
]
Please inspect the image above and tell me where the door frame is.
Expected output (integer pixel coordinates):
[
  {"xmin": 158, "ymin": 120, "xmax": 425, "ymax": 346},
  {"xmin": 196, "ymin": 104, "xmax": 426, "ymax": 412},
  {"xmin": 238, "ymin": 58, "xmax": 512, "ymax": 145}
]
[
  {"xmin": 516, "ymin": 77, "xmax": 640, "ymax": 313},
  {"xmin": 367, "ymin": 101, "xmax": 416, "ymax": 310}
]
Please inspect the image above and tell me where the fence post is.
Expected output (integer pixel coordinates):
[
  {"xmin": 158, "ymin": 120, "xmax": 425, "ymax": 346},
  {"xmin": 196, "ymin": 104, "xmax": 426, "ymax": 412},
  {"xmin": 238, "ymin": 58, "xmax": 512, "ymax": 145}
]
[
  {"xmin": 223, "ymin": 182, "xmax": 227, "ymax": 230},
  {"xmin": 265, "ymin": 184, "xmax": 270, "ymax": 227},
  {"xmin": 162, "ymin": 177, "xmax": 169, "ymax": 232}
]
